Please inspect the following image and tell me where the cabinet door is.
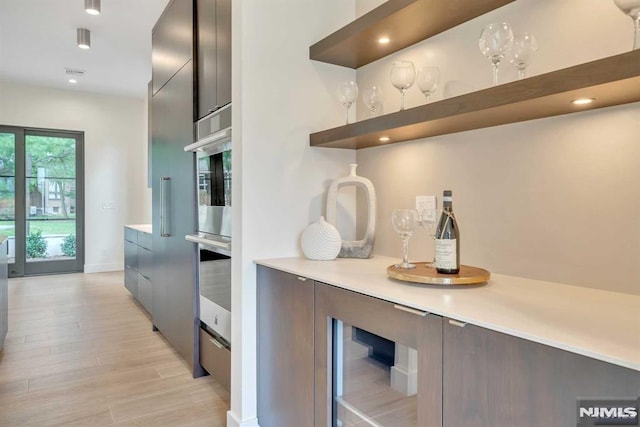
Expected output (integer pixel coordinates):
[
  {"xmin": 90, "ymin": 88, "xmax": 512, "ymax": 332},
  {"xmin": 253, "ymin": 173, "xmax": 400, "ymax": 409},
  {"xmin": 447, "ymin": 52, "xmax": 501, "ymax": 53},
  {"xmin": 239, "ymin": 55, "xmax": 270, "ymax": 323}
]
[
  {"xmin": 196, "ymin": 0, "xmax": 217, "ymax": 119},
  {"xmin": 257, "ymin": 266, "xmax": 315, "ymax": 427},
  {"xmin": 152, "ymin": 0, "xmax": 193, "ymax": 95},
  {"xmin": 124, "ymin": 266, "xmax": 138, "ymax": 298},
  {"xmin": 443, "ymin": 319, "xmax": 640, "ymax": 427},
  {"xmin": 151, "ymin": 59, "xmax": 198, "ymax": 372},
  {"xmin": 138, "ymin": 274, "xmax": 153, "ymax": 314},
  {"xmin": 215, "ymin": 0, "xmax": 231, "ymax": 108},
  {"xmin": 315, "ymin": 284, "xmax": 442, "ymax": 427}
]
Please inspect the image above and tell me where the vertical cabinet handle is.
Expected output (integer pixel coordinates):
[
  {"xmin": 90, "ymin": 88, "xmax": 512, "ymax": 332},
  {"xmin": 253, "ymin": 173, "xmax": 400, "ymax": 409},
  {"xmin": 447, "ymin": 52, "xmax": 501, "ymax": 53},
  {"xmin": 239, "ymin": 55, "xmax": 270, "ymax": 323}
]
[{"xmin": 160, "ymin": 177, "xmax": 171, "ymax": 237}]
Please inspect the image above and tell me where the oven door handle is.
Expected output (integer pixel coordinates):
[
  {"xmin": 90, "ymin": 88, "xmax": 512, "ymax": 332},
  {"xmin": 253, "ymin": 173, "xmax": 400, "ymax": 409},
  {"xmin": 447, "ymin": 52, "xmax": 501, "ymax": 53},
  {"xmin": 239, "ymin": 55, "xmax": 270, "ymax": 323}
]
[
  {"xmin": 184, "ymin": 128, "xmax": 232, "ymax": 152},
  {"xmin": 185, "ymin": 234, "xmax": 231, "ymax": 251}
]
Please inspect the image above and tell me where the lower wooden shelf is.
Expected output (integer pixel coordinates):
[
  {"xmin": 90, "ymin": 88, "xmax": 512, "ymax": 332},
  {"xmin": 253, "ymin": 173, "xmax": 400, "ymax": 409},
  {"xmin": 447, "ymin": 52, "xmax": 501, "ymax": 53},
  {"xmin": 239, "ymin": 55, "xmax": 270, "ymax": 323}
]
[{"xmin": 310, "ymin": 50, "xmax": 640, "ymax": 150}]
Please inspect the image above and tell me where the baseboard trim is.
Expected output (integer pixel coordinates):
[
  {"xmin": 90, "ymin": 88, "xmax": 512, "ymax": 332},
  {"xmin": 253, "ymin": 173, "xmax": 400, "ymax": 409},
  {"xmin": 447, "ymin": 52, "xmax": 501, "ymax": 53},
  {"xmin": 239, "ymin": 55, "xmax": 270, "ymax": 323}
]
[
  {"xmin": 84, "ymin": 263, "xmax": 123, "ymax": 274},
  {"xmin": 227, "ymin": 411, "xmax": 259, "ymax": 427}
]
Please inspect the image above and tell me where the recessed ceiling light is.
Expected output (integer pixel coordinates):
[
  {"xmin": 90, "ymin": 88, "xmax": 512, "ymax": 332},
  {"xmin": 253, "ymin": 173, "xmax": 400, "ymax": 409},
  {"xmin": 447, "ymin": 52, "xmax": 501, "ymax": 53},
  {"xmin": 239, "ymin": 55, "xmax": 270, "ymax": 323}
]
[
  {"xmin": 572, "ymin": 97, "xmax": 595, "ymax": 105},
  {"xmin": 68, "ymin": 79, "xmax": 78, "ymax": 84},
  {"xmin": 379, "ymin": 136, "xmax": 390, "ymax": 142},
  {"xmin": 378, "ymin": 37, "xmax": 390, "ymax": 44},
  {"xmin": 77, "ymin": 28, "xmax": 91, "ymax": 49},
  {"xmin": 84, "ymin": 0, "xmax": 101, "ymax": 15}
]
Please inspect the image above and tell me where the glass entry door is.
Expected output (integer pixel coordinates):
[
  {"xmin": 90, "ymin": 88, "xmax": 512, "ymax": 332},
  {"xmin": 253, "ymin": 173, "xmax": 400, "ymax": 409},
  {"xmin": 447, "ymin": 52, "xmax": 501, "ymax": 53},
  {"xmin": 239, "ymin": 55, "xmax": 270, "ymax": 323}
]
[{"xmin": 0, "ymin": 126, "xmax": 84, "ymax": 277}]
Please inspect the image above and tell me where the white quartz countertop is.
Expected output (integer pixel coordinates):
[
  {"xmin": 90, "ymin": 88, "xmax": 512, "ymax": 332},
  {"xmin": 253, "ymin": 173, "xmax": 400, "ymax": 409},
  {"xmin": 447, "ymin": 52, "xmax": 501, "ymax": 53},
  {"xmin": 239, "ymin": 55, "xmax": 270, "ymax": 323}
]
[
  {"xmin": 256, "ymin": 256, "xmax": 640, "ymax": 372},
  {"xmin": 125, "ymin": 224, "xmax": 152, "ymax": 234}
]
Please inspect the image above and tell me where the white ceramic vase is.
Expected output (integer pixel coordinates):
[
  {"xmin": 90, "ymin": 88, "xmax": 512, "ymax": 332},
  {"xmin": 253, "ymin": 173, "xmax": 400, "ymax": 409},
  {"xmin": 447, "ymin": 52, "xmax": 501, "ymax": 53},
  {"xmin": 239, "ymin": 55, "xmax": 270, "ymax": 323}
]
[
  {"xmin": 300, "ymin": 216, "xmax": 342, "ymax": 261},
  {"xmin": 326, "ymin": 164, "xmax": 376, "ymax": 258}
]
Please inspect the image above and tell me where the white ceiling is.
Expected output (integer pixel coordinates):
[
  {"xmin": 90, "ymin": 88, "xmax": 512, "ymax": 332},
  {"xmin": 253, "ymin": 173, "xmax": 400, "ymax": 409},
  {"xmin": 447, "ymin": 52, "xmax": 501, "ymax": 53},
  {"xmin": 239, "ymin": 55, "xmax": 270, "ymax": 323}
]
[{"xmin": 0, "ymin": 0, "xmax": 171, "ymax": 99}]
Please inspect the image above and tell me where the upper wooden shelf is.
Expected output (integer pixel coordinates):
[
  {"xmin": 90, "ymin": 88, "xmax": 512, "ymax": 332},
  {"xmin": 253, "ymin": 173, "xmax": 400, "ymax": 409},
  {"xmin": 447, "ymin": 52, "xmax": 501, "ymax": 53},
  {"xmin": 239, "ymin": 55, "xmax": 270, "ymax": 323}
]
[
  {"xmin": 309, "ymin": 0, "xmax": 516, "ymax": 69},
  {"xmin": 310, "ymin": 50, "xmax": 640, "ymax": 150}
]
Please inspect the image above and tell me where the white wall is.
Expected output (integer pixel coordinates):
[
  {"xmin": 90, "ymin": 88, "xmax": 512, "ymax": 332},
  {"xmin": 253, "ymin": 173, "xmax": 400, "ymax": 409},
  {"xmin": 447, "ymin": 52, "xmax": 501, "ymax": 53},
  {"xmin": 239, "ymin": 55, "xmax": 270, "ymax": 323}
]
[
  {"xmin": 354, "ymin": 0, "xmax": 640, "ymax": 295},
  {"xmin": 229, "ymin": 0, "xmax": 356, "ymax": 425},
  {"xmin": 0, "ymin": 80, "xmax": 151, "ymax": 272}
]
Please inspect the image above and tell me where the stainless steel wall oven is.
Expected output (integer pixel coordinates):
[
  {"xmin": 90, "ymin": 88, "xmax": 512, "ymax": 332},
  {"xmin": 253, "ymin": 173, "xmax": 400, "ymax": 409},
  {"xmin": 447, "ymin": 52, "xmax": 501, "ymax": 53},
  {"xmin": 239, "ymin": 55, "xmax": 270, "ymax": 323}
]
[{"xmin": 185, "ymin": 104, "xmax": 232, "ymax": 347}]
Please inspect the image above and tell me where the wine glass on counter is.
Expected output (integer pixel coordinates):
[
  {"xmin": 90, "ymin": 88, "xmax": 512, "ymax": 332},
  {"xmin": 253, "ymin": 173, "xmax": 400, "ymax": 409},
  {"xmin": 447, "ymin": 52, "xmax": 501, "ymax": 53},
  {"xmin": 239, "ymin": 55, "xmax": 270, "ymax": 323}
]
[
  {"xmin": 478, "ymin": 22, "xmax": 514, "ymax": 85},
  {"xmin": 391, "ymin": 209, "xmax": 418, "ymax": 269},
  {"xmin": 417, "ymin": 207, "xmax": 438, "ymax": 268},
  {"xmin": 507, "ymin": 32, "xmax": 538, "ymax": 79},
  {"xmin": 613, "ymin": 0, "xmax": 640, "ymax": 50},
  {"xmin": 416, "ymin": 65, "xmax": 441, "ymax": 102},
  {"xmin": 337, "ymin": 81, "xmax": 359, "ymax": 125},
  {"xmin": 362, "ymin": 85, "xmax": 383, "ymax": 117},
  {"xmin": 390, "ymin": 61, "xmax": 416, "ymax": 111}
]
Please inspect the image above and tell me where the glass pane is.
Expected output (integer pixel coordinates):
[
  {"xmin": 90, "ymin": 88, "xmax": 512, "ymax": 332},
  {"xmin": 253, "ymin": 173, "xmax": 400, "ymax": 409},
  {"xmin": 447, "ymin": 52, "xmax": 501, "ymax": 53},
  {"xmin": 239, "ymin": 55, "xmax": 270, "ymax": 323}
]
[
  {"xmin": 0, "ymin": 133, "xmax": 16, "ymax": 263},
  {"xmin": 24, "ymin": 135, "xmax": 76, "ymax": 264},
  {"xmin": 335, "ymin": 322, "xmax": 417, "ymax": 426},
  {"xmin": 25, "ymin": 135, "xmax": 76, "ymax": 179},
  {"xmin": 26, "ymin": 220, "xmax": 76, "ymax": 262},
  {"xmin": 0, "ymin": 133, "xmax": 16, "ymax": 176}
]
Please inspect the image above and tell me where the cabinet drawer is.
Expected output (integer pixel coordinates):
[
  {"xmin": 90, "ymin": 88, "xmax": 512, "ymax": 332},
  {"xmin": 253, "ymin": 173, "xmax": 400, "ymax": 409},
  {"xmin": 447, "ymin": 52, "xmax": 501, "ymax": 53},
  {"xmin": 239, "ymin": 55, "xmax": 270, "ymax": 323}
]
[
  {"xmin": 125, "ymin": 266, "xmax": 138, "ymax": 297},
  {"xmin": 124, "ymin": 240, "xmax": 138, "ymax": 270},
  {"xmin": 200, "ymin": 328, "xmax": 230, "ymax": 391},
  {"xmin": 138, "ymin": 273, "xmax": 153, "ymax": 314},
  {"xmin": 124, "ymin": 227, "xmax": 138, "ymax": 244},
  {"xmin": 138, "ymin": 232, "xmax": 152, "ymax": 251},
  {"xmin": 138, "ymin": 246, "xmax": 153, "ymax": 280}
]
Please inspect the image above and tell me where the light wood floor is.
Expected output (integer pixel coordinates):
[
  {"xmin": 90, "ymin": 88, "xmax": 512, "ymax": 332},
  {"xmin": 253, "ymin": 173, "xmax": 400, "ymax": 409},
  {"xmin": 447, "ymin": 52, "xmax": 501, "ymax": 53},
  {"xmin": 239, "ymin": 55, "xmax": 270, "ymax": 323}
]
[{"xmin": 0, "ymin": 271, "xmax": 229, "ymax": 426}]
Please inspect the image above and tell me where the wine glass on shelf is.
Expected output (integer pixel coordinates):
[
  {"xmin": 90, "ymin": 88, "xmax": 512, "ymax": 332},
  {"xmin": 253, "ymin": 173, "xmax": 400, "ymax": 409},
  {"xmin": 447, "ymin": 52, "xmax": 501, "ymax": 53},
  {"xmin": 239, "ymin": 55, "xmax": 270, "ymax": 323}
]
[
  {"xmin": 390, "ymin": 61, "xmax": 416, "ymax": 111},
  {"xmin": 362, "ymin": 85, "xmax": 383, "ymax": 117},
  {"xmin": 478, "ymin": 22, "xmax": 514, "ymax": 86},
  {"xmin": 416, "ymin": 65, "xmax": 441, "ymax": 102},
  {"xmin": 613, "ymin": 0, "xmax": 640, "ymax": 50},
  {"xmin": 337, "ymin": 81, "xmax": 359, "ymax": 125},
  {"xmin": 507, "ymin": 32, "xmax": 538, "ymax": 80},
  {"xmin": 391, "ymin": 209, "xmax": 418, "ymax": 269}
]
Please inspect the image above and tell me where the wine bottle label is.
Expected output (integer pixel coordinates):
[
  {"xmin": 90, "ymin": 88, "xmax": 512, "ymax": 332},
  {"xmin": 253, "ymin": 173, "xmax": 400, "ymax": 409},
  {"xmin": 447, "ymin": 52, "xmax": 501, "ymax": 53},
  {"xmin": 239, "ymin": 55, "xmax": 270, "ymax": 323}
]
[{"xmin": 435, "ymin": 239, "xmax": 457, "ymax": 269}]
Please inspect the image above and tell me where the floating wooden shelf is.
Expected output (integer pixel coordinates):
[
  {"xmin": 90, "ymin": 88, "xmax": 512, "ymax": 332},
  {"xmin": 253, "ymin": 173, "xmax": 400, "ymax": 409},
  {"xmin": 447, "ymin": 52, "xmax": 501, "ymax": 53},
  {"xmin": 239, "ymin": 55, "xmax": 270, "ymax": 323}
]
[
  {"xmin": 309, "ymin": 0, "xmax": 515, "ymax": 69},
  {"xmin": 310, "ymin": 50, "xmax": 640, "ymax": 150}
]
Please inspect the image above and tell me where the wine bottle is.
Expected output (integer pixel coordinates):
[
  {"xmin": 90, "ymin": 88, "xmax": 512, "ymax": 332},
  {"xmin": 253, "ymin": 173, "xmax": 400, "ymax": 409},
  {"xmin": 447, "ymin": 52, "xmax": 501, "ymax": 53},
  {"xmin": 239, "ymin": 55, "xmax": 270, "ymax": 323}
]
[{"xmin": 435, "ymin": 190, "xmax": 460, "ymax": 274}]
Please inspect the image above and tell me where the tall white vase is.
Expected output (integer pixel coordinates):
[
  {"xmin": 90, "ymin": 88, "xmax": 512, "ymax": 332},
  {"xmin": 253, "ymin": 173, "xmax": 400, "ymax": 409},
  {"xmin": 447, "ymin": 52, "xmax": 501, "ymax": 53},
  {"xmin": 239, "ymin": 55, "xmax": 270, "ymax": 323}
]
[{"xmin": 326, "ymin": 164, "xmax": 376, "ymax": 259}]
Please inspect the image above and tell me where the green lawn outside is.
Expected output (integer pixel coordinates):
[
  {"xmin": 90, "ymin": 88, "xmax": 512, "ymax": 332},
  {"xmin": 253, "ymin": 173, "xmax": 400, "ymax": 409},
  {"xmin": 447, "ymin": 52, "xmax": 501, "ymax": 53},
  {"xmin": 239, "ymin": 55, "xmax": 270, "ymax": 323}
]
[{"xmin": 0, "ymin": 220, "xmax": 75, "ymax": 237}]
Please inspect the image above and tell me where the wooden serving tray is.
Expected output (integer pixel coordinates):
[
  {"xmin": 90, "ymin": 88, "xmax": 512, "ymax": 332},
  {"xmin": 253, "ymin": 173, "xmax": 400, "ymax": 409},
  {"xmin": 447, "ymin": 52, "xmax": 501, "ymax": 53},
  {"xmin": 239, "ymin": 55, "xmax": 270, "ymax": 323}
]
[{"xmin": 387, "ymin": 262, "xmax": 490, "ymax": 286}]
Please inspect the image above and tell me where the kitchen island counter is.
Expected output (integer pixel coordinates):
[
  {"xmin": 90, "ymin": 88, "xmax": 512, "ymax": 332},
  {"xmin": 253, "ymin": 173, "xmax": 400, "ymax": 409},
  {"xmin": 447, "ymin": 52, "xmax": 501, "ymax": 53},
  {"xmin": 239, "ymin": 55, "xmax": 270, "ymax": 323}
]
[{"xmin": 256, "ymin": 255, "xmax": 640, "ymax": 372}]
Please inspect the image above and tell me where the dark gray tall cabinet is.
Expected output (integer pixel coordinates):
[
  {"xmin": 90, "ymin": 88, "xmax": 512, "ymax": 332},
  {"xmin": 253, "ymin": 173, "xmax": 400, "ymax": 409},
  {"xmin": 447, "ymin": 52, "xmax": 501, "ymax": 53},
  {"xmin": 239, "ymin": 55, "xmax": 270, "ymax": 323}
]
[
  {"xmin": 151, "ymin": 0, "xmax": 202, "ymax": 376},
  {"xmin": 196, "ymin": 0, "xmax": 232, "ymax": 119}
]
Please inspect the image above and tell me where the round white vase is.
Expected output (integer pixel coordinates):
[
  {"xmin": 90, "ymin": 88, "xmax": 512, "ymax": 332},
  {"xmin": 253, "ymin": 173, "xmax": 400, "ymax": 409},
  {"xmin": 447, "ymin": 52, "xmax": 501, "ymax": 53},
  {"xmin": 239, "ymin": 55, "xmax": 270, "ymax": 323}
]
[{"xmin": 300, "ymin": 216, "xmax": 342, "ymax": 261}]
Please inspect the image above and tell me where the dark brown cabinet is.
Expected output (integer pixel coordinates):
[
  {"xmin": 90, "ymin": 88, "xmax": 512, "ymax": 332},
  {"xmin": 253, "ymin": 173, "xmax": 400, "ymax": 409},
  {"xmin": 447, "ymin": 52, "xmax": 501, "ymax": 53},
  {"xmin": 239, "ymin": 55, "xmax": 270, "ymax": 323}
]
[
  {"xmin": 442, "ymin": 319, "xmax": 640, "ymax": 427},
  {"xmin": 196, "ymin": 0, "xmax": 231, "ymax": 119},
  {"xmin": 257, "ymin": 266, "xmax": 315, "ymax": 427},
  {"xmin": 257, "ymin": 266, "xmax": 640, "ymax": 427}
]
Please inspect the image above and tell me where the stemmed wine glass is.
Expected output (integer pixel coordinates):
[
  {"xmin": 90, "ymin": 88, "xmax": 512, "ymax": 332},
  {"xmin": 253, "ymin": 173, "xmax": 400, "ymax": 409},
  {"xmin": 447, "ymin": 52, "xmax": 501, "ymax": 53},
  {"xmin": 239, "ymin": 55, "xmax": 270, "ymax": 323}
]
[
  {"xmin": 507, "ymin": 32, "xmax": 538, "ymax": 80},
  {"xmin": 391, "ymin": 209, "xmax": 418, "ymax": 269},
  {"xmin": 417, "ymin": 207, "xmax": 438, "ymax": 268},
  {"xmin": 613, "ymin": 0, "xmax": 640, "ymax": 50},
  {"xmin": 478, "ymin": 22, "xmax": 514, "ymax": 86},
  {"xmin": 337, "ymin": 81, "xmax": 359, "ymax": 124},
  {"xmin": 362, "ymin": 85, "xmax": 383, "ymax": 117},
  {"xmin": 416, "ymin": 66, "xmax": 441, "ymax": 102},
  {"xmin": 390, "ymin": 61, "xmax": 416, "ymax": 111}
]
